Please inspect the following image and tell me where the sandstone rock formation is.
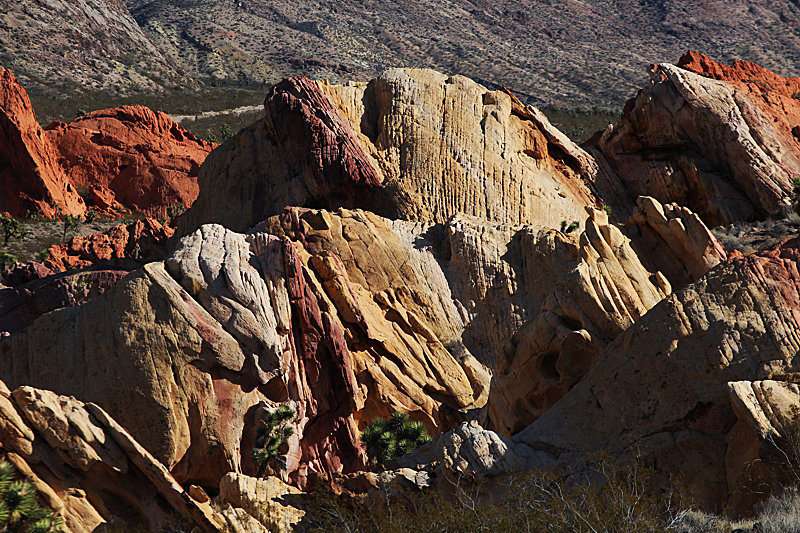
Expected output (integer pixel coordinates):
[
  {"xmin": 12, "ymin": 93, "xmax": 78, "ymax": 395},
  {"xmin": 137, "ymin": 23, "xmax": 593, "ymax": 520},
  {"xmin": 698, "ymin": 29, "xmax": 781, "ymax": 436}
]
[
  {"xmin": 0, "ymin": 380, "xmax": 232, "ymax": 532},
  {"xmin": 418, "ymin": 237, "xmax": 800, "ymax": 511},
  {"xmin": 46, "ymin": 218, "xmax": 174, "ymax": 272},
  {"xmin": 595, "ymin": 54, "xmax": 800, "ymax": 226},
  {"xmin": 625, "ymin": 195, "xmax": 727, "ymax": 289},
  {"xmin": 1, "ymin": 211, "xmax": 488, "ymax": 491},
  {"xmin": 0, "ymin": 268, "xmax": 127, "ymax": 334},
  {"xmin": 487, "ymin": 206, "xmax": 671, "ymax": 435},
  {"xmin": 46, "ymin": 105, "xmax": 216, "ymax": 217},
  {"xmin": 178, "ymin": 70, "xmax": 601, "ymax": 237},
  {"xmin": 0, "ymin": 68, "xmax": 86, "ymax": 219}
]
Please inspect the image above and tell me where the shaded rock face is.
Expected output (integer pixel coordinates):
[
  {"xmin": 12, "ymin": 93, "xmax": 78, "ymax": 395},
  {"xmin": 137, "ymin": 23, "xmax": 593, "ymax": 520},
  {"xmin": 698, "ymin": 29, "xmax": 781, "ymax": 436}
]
[
  {"xmin": 486, "ymin": 207, "xmax": 671, "ymax": 435},
  {"xmin": 1, "ymin": 212, "xmax": 487, "ymax": 490},
  {"xmin": 505, "ymin": 237, "xmax": 800, "ymax": 510},
  {"xmin": 597, "ymin": 56, "xmax": 799, "ymax": 227},
  {"xmin": 178, "ymin": 69, "xmax": 601, "ymax": 238},
  {"xmin": 0, "ymin": 268, "xmax": 127, "ymax": 335},
  {"xmin": 625, "ymin": 195, "xmax": 728, "ymax": 290},
  {"xmin": 0, "ymin": 382, "xmax": 228, "ymax": 533},
  {"xmin": 46, "ymin": 105, "xmax": 215, "ymax": 217},
  {"xmin": 46, "ymin": 217, "xmax": 174, "ymax": 272},
  {"xmin": 0, "ymin": 68, "xmax": 86, "ymax": 218}
]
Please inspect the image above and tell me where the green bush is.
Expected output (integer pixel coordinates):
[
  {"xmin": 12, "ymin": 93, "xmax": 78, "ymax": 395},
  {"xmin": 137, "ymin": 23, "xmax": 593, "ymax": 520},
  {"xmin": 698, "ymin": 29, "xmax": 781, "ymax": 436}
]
[
  {"xmin": 62, "ymin": 215, "xmax": 81, "ymax": 242},
  {"xmin": 253, "ymin": 405, "xmax": 295, "ymax": 475},
  {"xmin": 0, "ymin": 460, "xmax": 62, "ymax": 533},
  {"xmin": 0, "ymin": 215, "xmax": 28, "ymax": 246},
  {"xmin": 360, "ymin": 413, "xmax": 432, "ymax": 466}
]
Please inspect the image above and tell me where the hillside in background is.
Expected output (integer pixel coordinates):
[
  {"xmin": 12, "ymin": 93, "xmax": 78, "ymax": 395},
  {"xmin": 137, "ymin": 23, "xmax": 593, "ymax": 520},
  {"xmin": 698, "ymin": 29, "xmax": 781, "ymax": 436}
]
[{"xmin": 4, "ymin": 0, "xmax": 800, "ymax": 123}]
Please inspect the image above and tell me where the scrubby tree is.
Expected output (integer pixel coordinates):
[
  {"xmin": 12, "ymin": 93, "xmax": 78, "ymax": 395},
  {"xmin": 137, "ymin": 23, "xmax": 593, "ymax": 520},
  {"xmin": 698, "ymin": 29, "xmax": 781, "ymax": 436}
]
[
  {"xmin": 0, "ymin": 214, "xmax": 28, "ymax": 246},
  {"xmin": 253, "ymin": 404, "xmax": 295, "ymax": 475},
  {"xmin": 62, "ymin": 214, "xmax": 81, "ymax": 242},
  {"xmin": 361, "ymin": 412, "xmax": 432, "ymax": 466}
]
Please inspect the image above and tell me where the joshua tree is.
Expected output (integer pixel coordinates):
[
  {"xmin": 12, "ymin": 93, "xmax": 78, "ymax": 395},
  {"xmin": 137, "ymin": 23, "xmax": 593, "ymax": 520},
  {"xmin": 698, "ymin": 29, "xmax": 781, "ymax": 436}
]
[
  {"xmin": 361, "ymin": 412, "xmax": 432, "ymax": 466},
  {"xmin": 0, "ymin": 214, "xmax": 28, "ymax": 246},
  {"xmin": 62, "ymin": 214, "xmax": 81, "ymax": 242},
  {"xmin": 252, "ymin": 404, "xmax": 295, "ymax": 476}
]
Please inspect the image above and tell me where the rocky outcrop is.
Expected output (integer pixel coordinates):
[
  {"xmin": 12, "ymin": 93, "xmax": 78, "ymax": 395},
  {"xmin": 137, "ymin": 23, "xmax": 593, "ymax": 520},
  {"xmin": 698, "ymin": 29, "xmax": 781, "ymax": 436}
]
[
  {"xmin": 1, "ymin": 211, "xmax": 488, "ymax": 491},
  {"xmin": 178, "ymin": 70, "xmax": 601, "ymax": 237},
  {"xmin": 597, "ymin": 55, "xmax": 800, "ymax": 226},
  {"xmin": 0, "ymin": 68, "xmax": 86, "ymax": 218},
  {"xmin": 0, "ymin": 381, "xmax": 231, "ymax": 533},
  {"xmin": 0, "ymin": 268, "xmax": 127, "ymax": 334},
  {"xmin": 46, "ymin": 218, "xmax": 174, "ymax": 272},
  {"xmin": 626, "ymin": 195, "xmax": 727, "ymax": 289},
  {"xmin": 487, "ymin": 207, "xmax": 670, "ymax": 435},
  {"xmin": 46, "ymin": 105, "xmax": 216, "ymax": 217},
  {"xmin": 217, "ymin": 473, "xmax": 304, "ymax": 533}
]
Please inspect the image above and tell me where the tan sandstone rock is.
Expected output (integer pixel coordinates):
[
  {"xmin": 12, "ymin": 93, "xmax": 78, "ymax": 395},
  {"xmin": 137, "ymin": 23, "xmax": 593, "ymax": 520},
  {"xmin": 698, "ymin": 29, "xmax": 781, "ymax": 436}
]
[
  {"xmin": 597, "ymin": 61, "xmax": 797, "ymax": 226},
  {"xmin": 177, "ymin": 70, "xmax": 601, "ymax": 238},
  {"xmin": 217, "ymin": 473, "xmax": 304, "ymax": 533}
]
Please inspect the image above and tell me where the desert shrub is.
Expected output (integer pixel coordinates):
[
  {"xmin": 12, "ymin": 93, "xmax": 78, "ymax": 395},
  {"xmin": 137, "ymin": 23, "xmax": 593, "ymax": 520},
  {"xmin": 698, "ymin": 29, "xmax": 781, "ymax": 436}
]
[
  {"xmin": 360, "ymin": 413, "xmax": 432, "ymax": 466},
  {"xmin": 603, "ymin": 205, "xmax": 613, "ymax": 216},
  {"xmin": 793, "ymin": 91, "xmax": 800, "ymax": 100},
  {"xmin": 61, "ymin": 214, "xmax": 81, "ymax": 242},
  {"xmin": 0, "ymin": 251, "xmax": 17, "ymax": 267},
  {"xmin": 0, "ymin": 460, "xmax": 62, "ymax": 532},
  {"xmin": 253, "ymin": 404, "xmax": 295, "ymax": 475},
  {"xmin": 166, "ymin": 204, "xmax": 185, "ymax": 219},
  {"xmin": 0, "ymin": 215, "xmax": 29, "ymax": 246},
  {"xmin": 304, "ymin": 458, "xmax": 690, "ymax": 533}
]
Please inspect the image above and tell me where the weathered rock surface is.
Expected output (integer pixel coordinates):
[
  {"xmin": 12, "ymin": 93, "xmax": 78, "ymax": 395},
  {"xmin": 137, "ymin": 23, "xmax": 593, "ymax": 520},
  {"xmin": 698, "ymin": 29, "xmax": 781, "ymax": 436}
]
[
  {"xmin": 626, "ymin": 195, "xmax": 727, "ymax": 289},
  {"xmin": 178, "ymin": 70, "xmax": 601, "ymax": 237},
  {"xmin": 1, "ymin": 211, "xmax": 487, "ymax": 491},
  {"xmin": 0, "ymin": 268, "xmax": 127, "ymax": 335},
  {"xmin": 46, "ymin": 105, "xmax": 215, "ymax": 217},
  {"xmin": 46, "ymin": 218, "xmax": 174, "ymax": 272},
  {"xmin": 596, "ymin": 55, "xmax": 800, "ymax": 226},
  {"xmin": 0, "ymin": 380, "xmax": 235, "ymax": 533},
  {"xmin": 0, "ymin": 68, "xmax": 86, "ymax": 218},
  {"xmin": 217, "ymin": 473, "xmax": 304, "ymax": 533},
  {"xmin": 487, "ymin": 206, "xmax": 671, "ymax": 435}
]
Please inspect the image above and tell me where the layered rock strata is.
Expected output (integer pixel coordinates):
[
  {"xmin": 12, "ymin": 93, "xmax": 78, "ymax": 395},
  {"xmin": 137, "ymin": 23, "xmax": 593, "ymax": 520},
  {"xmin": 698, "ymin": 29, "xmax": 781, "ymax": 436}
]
[
  {"xmin": 1, "ymin": 211, "xmax": 488, "ymax": 490},
  {"xmin": 178, "ymin": 69, "xmax": 601, "ymax": 237},
  {"xmin": 421, "ymin": 237, "xmax": 800, "ymax": 511}
]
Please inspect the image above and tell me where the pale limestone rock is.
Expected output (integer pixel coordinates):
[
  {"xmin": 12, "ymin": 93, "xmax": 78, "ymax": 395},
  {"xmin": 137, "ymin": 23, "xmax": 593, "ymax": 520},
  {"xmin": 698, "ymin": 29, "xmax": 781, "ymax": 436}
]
[{"xmin": 217, "ymin": 473, "xmax": 304, "ymax": 533}]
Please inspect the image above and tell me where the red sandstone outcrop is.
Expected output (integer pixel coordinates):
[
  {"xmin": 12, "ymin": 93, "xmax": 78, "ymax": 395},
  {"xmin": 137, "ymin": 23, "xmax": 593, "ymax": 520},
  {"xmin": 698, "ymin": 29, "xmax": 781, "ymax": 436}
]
[
  {"xmin": 177, "ymin": 70, "xmax": 601, "ymax": 237},
  {"xmin": 595, "ymin": 52, "xmax": 800, "ymax": 226},
  {"xmin": 0, "ymin": 68, "xmax": 86, "ymax": 219},
  {"xmin": 46, "ymin": 218, "xmax": 174, "ymax": 272},
  {"xmin": 46, "ymin": 105, "xmax": 216, "ymax": 217}
]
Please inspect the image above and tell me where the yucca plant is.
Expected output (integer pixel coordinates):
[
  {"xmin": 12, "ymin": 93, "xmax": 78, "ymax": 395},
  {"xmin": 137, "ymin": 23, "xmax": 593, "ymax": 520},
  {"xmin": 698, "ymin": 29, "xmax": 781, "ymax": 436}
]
[
  {"xmin": 253, "ymin": 404, "xmax": 296, "ymax": 476},
  {"xmin": 0, "ymin": 460, "xmax": 61, "ymax": 532},
  {"xmin": 361, "ymin": 413, "xmax": 432, "ymax": 466}
]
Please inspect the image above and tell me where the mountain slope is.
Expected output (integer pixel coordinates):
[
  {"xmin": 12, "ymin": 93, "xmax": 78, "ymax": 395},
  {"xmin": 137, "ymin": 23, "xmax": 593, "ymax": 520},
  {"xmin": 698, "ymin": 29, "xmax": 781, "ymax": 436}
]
[{"xmin": 127, "ymin": 0, "xmax": 800, "ymax": 109}]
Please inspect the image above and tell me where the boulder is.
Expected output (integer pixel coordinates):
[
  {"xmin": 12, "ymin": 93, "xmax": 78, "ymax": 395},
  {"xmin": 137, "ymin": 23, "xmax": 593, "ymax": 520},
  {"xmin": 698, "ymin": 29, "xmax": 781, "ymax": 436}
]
[
  {"xmin": 46, "ymin": 218, "xmax": 174, "ymax": 272},
  {"xmin": 178, "ymin": 70, "xmax": 601, "ymax": 237},
  {"xmin": 0, "ymin": 68, "xmax": 86, "ymax": 218},
  {"xmin": 597, "ymin": 55, "xmax": 800, "ymax": 226},
  {"xmin": 217, "ymin": 473, "xmax": 304, "ymax": 533},
  {"xmin": 46, "ymin": 105, "xmax": 216, "ymax": 217}
]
